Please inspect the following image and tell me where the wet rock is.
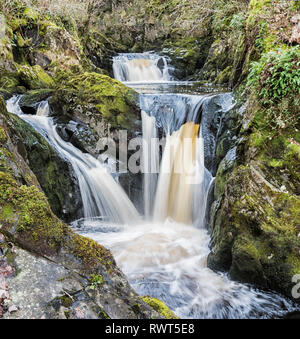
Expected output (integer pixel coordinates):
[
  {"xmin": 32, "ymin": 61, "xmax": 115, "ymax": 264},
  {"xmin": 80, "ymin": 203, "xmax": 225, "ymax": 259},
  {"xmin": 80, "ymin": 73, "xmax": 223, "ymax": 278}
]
[
  {"xmin": 0, "ymin": 260, "xmax": 15, "ymax": 278},
  {"xmin": 7, "ymin": 112, "xmax": 83, "ymax": 222},
  {"xmin": 19, "ymin": 89, "xmax": 53, "ymax": 115},
  {"xmin": 208, "ymin": 165, "xmax": 300, "ymax": 303}
]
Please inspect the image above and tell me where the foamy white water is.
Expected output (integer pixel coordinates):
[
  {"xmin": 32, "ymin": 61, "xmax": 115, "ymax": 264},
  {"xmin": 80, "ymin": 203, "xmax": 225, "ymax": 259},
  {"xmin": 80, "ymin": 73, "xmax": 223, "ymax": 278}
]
[
  {"xmin": 75, "ymin": 219, "xmax": 298, "ymax": 319},
  {"xmin": 6, "ymin": 96, "xmax": 140, "ymax": 225},
  {"xmin": 141, "ymin": 111, "xmax": 159, "ymax": 218},
  {"xmin": 4, "ymin": 53, "xmax": 299, "ymax": 319},
  {"xmin": 113, "ymin": 52, "xmax": 172, "ymax": 82}
]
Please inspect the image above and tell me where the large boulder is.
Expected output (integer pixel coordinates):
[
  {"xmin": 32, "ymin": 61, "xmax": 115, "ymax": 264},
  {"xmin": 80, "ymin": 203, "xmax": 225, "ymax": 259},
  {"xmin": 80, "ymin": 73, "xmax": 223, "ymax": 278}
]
[
  {"xmin": 49, "ymin": 72, "xmax": 141, "ymax": 157},
  {"xmin": 208, "ymin": 165, "xmax": 300, "ymax": 302},
  {"xmin": 208, "ymin": 94, "xmax": 300, "ymax": 303}
]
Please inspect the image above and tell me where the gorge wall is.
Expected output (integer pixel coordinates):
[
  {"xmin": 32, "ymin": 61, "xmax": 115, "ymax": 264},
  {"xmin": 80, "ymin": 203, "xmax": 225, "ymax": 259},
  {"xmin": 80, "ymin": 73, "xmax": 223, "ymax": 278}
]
[{"xmin": 0, "ymin": 0, "xmax": 299, "ymax": 317}]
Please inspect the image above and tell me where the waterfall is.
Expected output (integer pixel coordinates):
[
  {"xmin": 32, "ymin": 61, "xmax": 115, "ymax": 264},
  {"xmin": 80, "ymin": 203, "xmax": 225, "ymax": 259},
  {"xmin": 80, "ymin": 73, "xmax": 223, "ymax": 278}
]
[
  {"xmin": 139, "ymin": 93, "xmax": 206, "ymax": 134},
  {"xmin": 152, "ymin": 122, "xmax": 200, "ymax": 224},
  {"xmin": 139, "ymin": 93, "xmax": 212, "ymax": 226},
  {"xmin": 141, "ymin": 111, "xmax": 159, "ymax": 219},
  {"xmin": 113, "ymin": 52, "xmax": 171, "ymax": 82},
  {"xmin": 6, "ymin": 96, "xmax": 140, "ymax": 225},
  {"xmin": 4, "ymin": 53, "xmax": 294, "ymax": 319}
]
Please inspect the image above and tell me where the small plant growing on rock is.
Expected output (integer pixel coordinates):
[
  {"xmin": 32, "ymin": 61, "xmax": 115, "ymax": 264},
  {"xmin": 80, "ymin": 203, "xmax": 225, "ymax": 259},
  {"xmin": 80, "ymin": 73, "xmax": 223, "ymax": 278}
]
[
  {"xmin": 247, "ymin": 46, "xmax": 300, "ymax": 131},
  {"xmin": 88, "ymin": 274, "xmax": 103, "ymax": 290}
]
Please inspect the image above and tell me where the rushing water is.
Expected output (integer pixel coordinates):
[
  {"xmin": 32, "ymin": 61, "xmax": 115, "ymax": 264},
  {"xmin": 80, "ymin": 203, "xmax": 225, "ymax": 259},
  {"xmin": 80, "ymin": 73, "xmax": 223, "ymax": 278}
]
[
  {"xmin": 113, "ymin": 52, "xmax": 172, "ymax": 82},
  {"xmin": 6, "ymin": 96, "xmax": 140, "ymax": 225},
  {"xmin": 6, "ymin": 53, "xmax": 300, "ymax": 318}
]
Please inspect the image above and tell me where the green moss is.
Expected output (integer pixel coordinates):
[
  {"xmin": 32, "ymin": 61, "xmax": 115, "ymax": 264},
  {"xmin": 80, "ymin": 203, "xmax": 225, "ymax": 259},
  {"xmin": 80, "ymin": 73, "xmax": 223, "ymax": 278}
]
[
  {"xmin": 89, "ymin": 274, "xmax": 104, "ymax": 289},
  {"xmin": 247, "ymin": 0, "xmax": 272, "ymax": 31},
  {"xmin": 51, "ymin": 72, "xmax": 139, "ymax": 129},
  {"xmin": 140, "ymin": 296, "xmax": 179, "ymax": 319},
  {"xmin": 0, "ymin": 127, "xmax": 7, "ymax": 143},
  {"xmin": 215, "ymin": 66, "xmax": 232, "ymax": 84},
  {"xmin": 58, "ymin": 295, "xmax": 73, "ymax": 308},
  {"xmin": 0, "ymin": 70, "xmax": 20, "ymax": 93},
  {"xmin": 99, "ymin": 309, "xmax": 110, "ymax": 319},
  {"xmin": 70, "ymin": 232, "xmax": 113, "ymax": 270},
  {"xmin": 287, "ymin": 255, "xmax": 300, "ymax": 276},
  {"xmin": 64, "ymin": 310, "xmax": 70, "ymax": 319},
  {"xmin": 210, "ymin": 164, "xmax": 300, "ymax": 297},
  {"xmin": 0, "ymin": 171, "xmax": 65, "ymax": 253},
  {"xmin": 17, "ymin": 65, "xmax": 55, "ymax": 90}
]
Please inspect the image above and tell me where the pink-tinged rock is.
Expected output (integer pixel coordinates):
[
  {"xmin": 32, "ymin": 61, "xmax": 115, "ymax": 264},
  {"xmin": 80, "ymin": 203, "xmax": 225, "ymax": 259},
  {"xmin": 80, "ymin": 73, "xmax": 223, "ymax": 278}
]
[
  {"xmin": 290, "ymin": 15, "xmax": 300, "ymax": 44},
  {"xmin": 0, "ymin": 289, "xmax": 9, "ymax": 299},
  {"xmin": 0, "ymin": 261, "xmax": 15, "ymax": 278},
  {"xmin": 8, "ymin": 305, "xmax": 18, "ymax": 313},
  {"xmin": 0, "ymin": 277, "xmax": 8, "ymax": 291},
  {"xmin": 73, "ymin": 307, "xmax": 85, "ymax": 319},
  {"xmin": 291, "ymin": 14, "xmax": 300, "ymax": 24},
  {"xmin": 0, "ymin": 305, "xmax": 3, "ymax": 318}
]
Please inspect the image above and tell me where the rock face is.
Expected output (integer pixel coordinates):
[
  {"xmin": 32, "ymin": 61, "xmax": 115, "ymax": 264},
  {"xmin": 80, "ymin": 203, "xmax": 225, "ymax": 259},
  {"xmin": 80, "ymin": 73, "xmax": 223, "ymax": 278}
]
[
  {"xmin": 207, "ymin": 95, "xmax": 300, "ymax": 303},
  {"xmin": 49, "ymin": 72, "xmax": 140, "ymax": 137},
  {"xmin": 0, "ymin": 97, "xmax": 173, "ymax": 319},
  {"xmin": 6, "ymin": 111, "xmax": 82, "ymax": 222},
  {"xmin": 49, "ymin": 72, "xmax": 142, "ymax": 202}
]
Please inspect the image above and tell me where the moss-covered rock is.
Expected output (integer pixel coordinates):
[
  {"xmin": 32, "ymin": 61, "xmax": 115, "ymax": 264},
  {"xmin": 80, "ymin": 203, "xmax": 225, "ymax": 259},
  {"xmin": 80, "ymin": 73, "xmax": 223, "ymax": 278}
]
[
  {"xmin": 7, "ymin": 112, "xmax": 82, "ymax": 222},
  {"xmin": 140, "ymin": 296, "xmax": 179, "ymax": 319},
  {"xmin": 50, "ymin": 72, "xmax": 139, "ymax": 129},
  {"xmin": 17, "ymin": 65, "xmax": 55, "ymax": 90},
  {"xmin": 50, "ymin": 72, "xmax": 139, "ymax": 128},
  {"xmin": 209, "ymin": 163, "xmax": 300, "ymax": 302},
  {"xmin": 49, "ymin": 72, "xmax": 140, "ymax": 158}
]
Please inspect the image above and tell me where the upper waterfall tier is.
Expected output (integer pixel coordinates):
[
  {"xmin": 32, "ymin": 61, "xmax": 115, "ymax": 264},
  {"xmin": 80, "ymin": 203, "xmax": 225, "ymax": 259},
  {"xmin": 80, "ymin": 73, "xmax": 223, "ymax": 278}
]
[{"xmin": 113, "ymin": 52, "xmax": 172, "ymax": 82}]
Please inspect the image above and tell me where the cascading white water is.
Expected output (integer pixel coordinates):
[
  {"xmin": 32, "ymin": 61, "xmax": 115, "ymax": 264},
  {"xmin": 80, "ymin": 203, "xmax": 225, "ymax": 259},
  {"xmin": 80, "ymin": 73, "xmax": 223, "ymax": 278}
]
[
  {"xmin": 139, "ymin": 93, "xmax": 213, "ymax": 226},
  {"xmin": 139, "ymin": 93, "xmax": 206, "ymax": 134},
  {"xmin": 6, "ymin": 96, "xmax": 140, "ymax": 225},
  {"xmin": 113, "ymin": 52, "xmax": 172, "ymax": 82},
  {"xmin": 141, "ymin": 111, "xmax": 159, "ymax": 218},
  {"xmin": 84, "ymin": 53, "xmax": 298, "ymax": 319},
  {"xmin": 6, "ymin": 53, "xmax": 297, "ymax": 319}
]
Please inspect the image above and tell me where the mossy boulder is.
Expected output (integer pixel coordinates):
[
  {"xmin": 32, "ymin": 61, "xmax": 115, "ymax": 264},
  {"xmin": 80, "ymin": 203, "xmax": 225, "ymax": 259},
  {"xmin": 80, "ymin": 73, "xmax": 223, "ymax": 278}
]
[
  {"xmin": 17, "ymin": 65, "xmax": 55, "ymax": 90},
  {"xmin": 0, "ymin": 69, "xmax": 20, "ymax": 95},
  {"xmin": 208, "ymin": 165, "xmax": 300, "ymax": 302},
  {"xmin": 6, "ymin": 112, "xmax": 82, "ymax": 222},
  {"xmin": 140, "ymin": 296, "xmax": 179, "ymax": 319},
  {"xmin": 50, "ymin": 72, "xmax": 139, "ymax": 129},
  {"xmin": 49, "ymin": 72, "xmax": 140, "ymax": 158}
]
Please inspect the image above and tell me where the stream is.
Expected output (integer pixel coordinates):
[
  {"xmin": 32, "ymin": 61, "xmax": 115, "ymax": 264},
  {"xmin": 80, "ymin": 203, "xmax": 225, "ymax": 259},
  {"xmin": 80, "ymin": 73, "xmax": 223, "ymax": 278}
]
[{"xmin": 6, "ymin": 52, "xmax": 300, "ymax": 319}]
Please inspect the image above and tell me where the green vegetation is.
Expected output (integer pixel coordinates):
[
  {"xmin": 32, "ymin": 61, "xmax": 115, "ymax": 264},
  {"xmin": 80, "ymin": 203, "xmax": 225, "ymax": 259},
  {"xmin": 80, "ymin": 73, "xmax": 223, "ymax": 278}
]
[
  {"xmin": 247, "ymin": 47, "xmax": 300, "ymax": 130},
  {"xmin": 50, "ymin": 72, "xmax": 139, "ymax": 129},
  {"xmin": 140, "ymin": 296, "xmax": 179, "ymax": 319},
  {"xmin": 89, "ymin": 274, "xmax": 104, "ymax": 290}
]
